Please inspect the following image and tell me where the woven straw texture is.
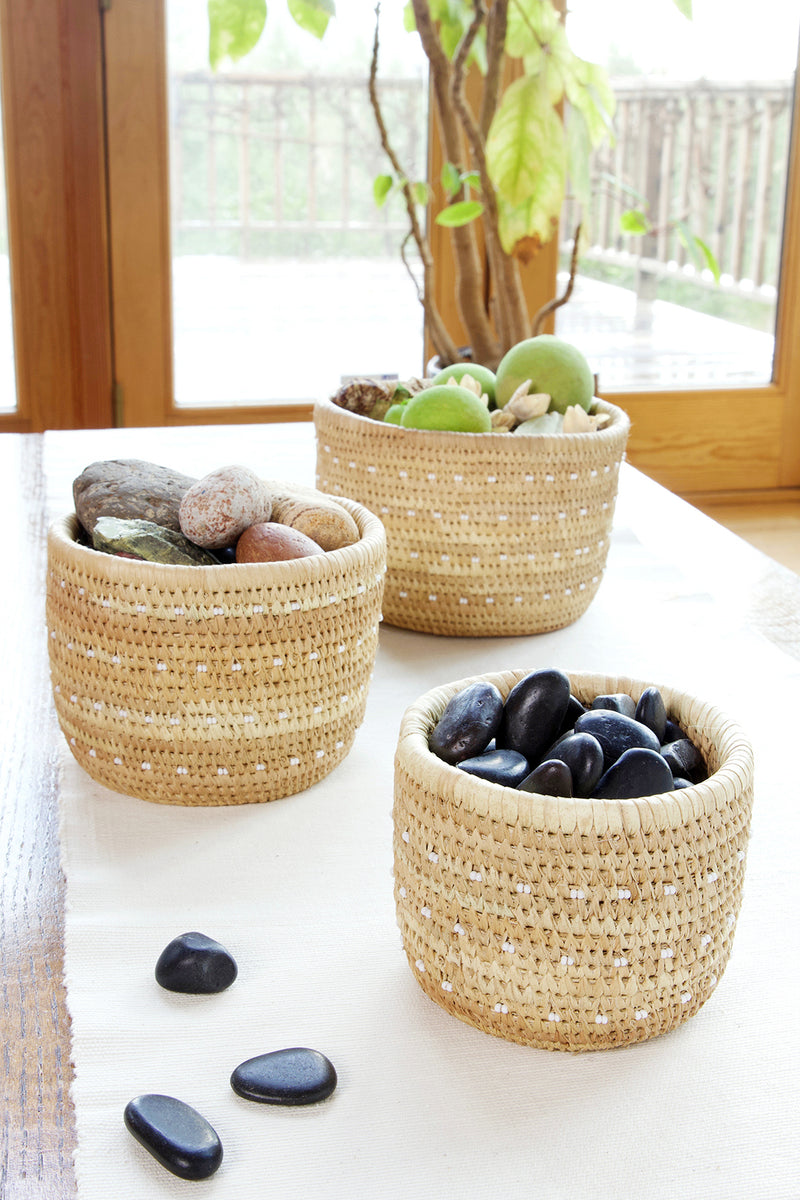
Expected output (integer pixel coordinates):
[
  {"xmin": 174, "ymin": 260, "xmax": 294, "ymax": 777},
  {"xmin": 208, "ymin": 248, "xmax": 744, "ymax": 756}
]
[
  {"xmin": 47, "ymin": 498, "xmax": 386, "ymax": 806},
  {"xmin": 314, "ymin": 398, "xmax": 630, "ymax": 637},
  {"xmin": 393, "ymin": 669, "xmax": 754, "ymax": 1051}
]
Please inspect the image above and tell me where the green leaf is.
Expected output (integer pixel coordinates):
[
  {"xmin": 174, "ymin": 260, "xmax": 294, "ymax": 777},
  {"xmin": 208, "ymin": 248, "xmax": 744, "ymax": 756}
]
[
  {"xmin": 671, "ymin": 0, "xmax": 692, "ymax": 17},
  {"xmin": 435, "ymin": 200, "xmax": 485, "ymax": 227},
  {"xmin": 694, "ymin": 236, "xmax": 721, "ymax": 284},
  {"xmin": 412, "ymin": 180, "xmax": 431, "ymax": 206},
  {"xmin": 373, "ymin": 174, "xmax": 394, "ymax": 208},
  {"xmin": 486, "ymin": 73, "xmax": 566, "ymax": 208},
  {"xmin": 287, "ymin": 0, "xmax": 334, "ymax": 39},
  {"xmin": 208, "ymin": 0, "xmax": 267, "ymax": 69},
  {"xmin": 440, "ymin": 161, "xmax": 461, "ymax": 199},
  {"xmin": 620, "ymin": 209, "xmax": 651, "ymax": 235},
  {"xmin": 566, "ymin": 60, "xmax": 616, "ymax": 147},
  {"xmin": 675, "ymin": 222, "xmax": 720, "ymax": 282},
  {"xmin": 459, "ymin": 169, "xmax": 481, "ymax": 191},
  {"xmin": 403, "ymin": 2, "xmax": 416, "ymax": 32}
]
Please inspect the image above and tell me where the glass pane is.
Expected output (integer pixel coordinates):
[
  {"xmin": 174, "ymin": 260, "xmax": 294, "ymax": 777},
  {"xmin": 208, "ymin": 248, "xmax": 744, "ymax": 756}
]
[
  {"xmin": 165, "ymin": 0, "xmax": 427, "ymax": 408},
  {"xmin": 0, "ymin": 40, "xmax": 17, "ymax": 413},
  {"xmin": 559, "ymin": 0, "xmax": 799, "ymax": 391}
]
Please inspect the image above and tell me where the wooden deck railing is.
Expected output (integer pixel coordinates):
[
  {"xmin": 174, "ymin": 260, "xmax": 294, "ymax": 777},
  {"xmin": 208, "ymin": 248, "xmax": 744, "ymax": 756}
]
[
  {"xmin": 566, "ymin": 78, "xmax": 795, "ymax": 295},
  {"xmin": 169, "ymin": 72, "xmax": 794, "ymax": 295}
]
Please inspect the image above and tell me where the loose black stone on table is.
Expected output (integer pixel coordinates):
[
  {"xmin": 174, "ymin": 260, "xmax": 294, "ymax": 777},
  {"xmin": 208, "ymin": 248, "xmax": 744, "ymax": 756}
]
[
  {"xmin": 496, "ymin": 669, "xmax": 571, "ymax": 763},
  {"xmin": 592, "ymin": 747, "xmax": 675, "ymax": 799},
  {"xmin": 634, "ymin": 686, "xmax": 668, "ymax": 743},
  {"xmin": 231, "ymin": 1048, "xmax": 337, "ymax": 1106},
  {"xmin": 544, "ymin": 732, "xmax": 605, "ymax": 798},
  {"xmin": 124, "ymin": 1094, "xmax": 223, "ymax": 1181},
  {"xmin": 662, "ymin": 737, "xmax": 708, "ymax": 784},
  {"xmin": 155, "ymin": 931, "xmax": 238, "ymax": 995},
  {"xmin": 429, "ymin": 681, "xmax": 505, "ymax": 765},
  {"xmin": 457, "ymin": 748, "xmax": 530, "ymax": 787},
  {"xmin": 518, "ymin": 759, "xmax": 573, "ymax": 797},
  {"xmin": 574, "ymin": 709, "xmax": 661, "ymax": 770},
  {"xmin": 590, "ymin": 693, "xmax": 637, "ymax": 718}
]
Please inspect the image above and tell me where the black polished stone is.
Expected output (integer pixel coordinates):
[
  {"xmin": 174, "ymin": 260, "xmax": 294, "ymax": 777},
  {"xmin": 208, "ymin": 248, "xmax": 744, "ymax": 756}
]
[
  {"xmin": 457, "ymin": 748, "xmax": 530, "ymax": 787},
  {"xmin": 556, "ymin": 693, "xmax": 587, "ymax": 738},
  {"xmin": 496, "ymin": 669, "xmax": 571, "ymax": 762},
  {"xmin": 429, "ymin": 681, "xmax": 505, "ymax": 765},
  {"xmin": 155, "ymin": 931, "xmax": 238, "ymax": 995},
  {"xmin": 518, "ymin": 758, "xmax": 573, "ymax": 797},
  {"xmin": 634, "ymin": 686, "xmax": 668, "ymax": 743},
  {"xmin": 662, "ymin": 737, "xmax": 708, "ymax": 784},
  {"xmin": 590, "ymin": 693, "xmax": 636, "ymax": 718},
  {"xmin": 592, "ymin": 747, "xmax": 675, "ymax": 799},
  {"xmin": 231, "ymin": 1048, "xmax": 337, "ymax": 1106},
  {"xmin": 124, "ymin": 1094, "xmax": 223, "ymax": 1181},
  {"xmin": 544, "ymin": 732, "xmax": 605, "ymax": 798},
  {"xmin": 574, "ymin": 709, "xmax": 661, "ymax": 770}
]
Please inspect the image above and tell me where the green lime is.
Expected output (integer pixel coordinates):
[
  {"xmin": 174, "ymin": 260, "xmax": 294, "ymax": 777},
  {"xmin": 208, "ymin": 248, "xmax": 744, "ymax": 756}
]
[
  {"xmin": 495, "ymin": 335, "xmax": 594, "ymax": 413},
  {"xmin": 384, "ymin": 403, "xmax": 407, "ymax": 424},
  {"xmin": 400, "ymin": 384, "xmax": 492, "ymax": 433},
  {"xmin": 429, "ymin": 362, "xmax": 497, "ymax": 408}
]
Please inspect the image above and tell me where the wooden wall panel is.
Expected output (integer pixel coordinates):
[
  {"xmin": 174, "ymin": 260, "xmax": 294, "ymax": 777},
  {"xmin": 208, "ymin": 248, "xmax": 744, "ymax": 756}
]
[{"xmin": 0, "ymin": 0, "xmax": 111, "ymax": 431}]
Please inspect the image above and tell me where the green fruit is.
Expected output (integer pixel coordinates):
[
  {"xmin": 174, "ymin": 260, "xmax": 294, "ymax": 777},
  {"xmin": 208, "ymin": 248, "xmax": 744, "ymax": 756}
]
[
  {"xmin": 429, "ymin": 362, "xmax": 497, "ymax": 408},
  {"xmin": 495, "ymin": 335, "xmax": 594, "ymax": 414},
  {"xmin": 400, "ymin": 384, "xmax": 493, "ymax": 433},
  {"xmin": 384, "ymin": 403, "xmax": 407, "ymax": 424}
]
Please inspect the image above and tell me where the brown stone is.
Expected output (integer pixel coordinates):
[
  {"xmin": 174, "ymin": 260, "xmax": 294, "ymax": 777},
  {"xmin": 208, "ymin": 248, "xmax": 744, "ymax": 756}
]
[{"xmin": 73, "ymin": 459, "xmax": 198, "ymax": 537}]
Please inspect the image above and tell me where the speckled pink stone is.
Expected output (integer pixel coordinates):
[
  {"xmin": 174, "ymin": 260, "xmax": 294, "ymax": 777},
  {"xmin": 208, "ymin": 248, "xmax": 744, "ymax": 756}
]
[{"xmin": 179, "ymin": 465, "xmax": 273, "ymax": 549}]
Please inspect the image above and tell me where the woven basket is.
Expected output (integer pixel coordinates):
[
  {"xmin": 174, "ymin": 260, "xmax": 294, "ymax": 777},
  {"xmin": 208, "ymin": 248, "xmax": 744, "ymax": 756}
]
[
  {"xmin": 47, "ymin": 497, "xmax": 386, "ymax": 806},
  {"xmin": 314, "ymin": 397, "xmax": 630, "ymax": 637},
  {"xmin": 393, "ymin": 669, "xmax": 754, "ymax": 1051}
]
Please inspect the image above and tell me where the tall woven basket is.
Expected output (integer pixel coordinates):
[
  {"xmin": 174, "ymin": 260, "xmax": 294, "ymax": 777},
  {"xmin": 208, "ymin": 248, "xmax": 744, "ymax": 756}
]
[
  {"xmin": 47, "ymin": 497, "xmax": 386, "ymax": 806},
  {"xmin": 314, "ymin": 397, "xmax": 630, "ymax": 637},
  {"xmin": 393, "ymin": 669, "xmax": 754, "ymax": 1051}
]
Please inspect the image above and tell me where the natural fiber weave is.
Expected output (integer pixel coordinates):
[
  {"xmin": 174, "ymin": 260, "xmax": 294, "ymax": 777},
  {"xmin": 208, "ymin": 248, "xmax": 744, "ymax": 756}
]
[
  {"xmin": 314, "ymin": 398, "xmax": 630, "ymax": 636},
  {"xmin": 47, "ymin": 498, "xmax": 386, "ymax": 806},
  {"xmin": 393, "ymin": 670, "xmax": 754, "ymax": 1051}
]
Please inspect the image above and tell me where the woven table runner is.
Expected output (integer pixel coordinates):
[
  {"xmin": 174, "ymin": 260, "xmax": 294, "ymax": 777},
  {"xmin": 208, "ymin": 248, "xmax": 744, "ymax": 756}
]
[{"xmin": 58, "ymin": 533, "xmax": 799, "ymax": 1198}]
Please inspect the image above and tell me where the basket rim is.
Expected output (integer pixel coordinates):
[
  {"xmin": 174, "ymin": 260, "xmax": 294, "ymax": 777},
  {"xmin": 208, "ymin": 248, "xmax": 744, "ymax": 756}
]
[
  {"xmin": 47, "ymin": 490, "xmax": 387, "ymax": 586},
  {"xmin": 315, "ymin": 394, "xmax": 630, "ymax": 446},
  {"xmin": 395, "ymin": 668, "xmax": 754, "ymax": 834}
]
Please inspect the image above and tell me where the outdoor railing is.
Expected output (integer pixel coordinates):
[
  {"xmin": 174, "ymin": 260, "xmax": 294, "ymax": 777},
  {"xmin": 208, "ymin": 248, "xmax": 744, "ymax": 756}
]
[{"xmin": 170, "ymin": 71, "xmax": 794, "ymax": 295}]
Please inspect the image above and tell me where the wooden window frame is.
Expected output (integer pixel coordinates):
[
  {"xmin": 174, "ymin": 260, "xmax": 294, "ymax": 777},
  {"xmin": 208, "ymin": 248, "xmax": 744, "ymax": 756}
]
[{"xmin": 1, "ymin": 0, "xmax": 799, "ymax": 497}]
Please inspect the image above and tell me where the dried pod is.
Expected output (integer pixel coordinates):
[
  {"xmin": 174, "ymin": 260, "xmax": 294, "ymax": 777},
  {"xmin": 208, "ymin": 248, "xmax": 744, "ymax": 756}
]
[
  {"xmin": 331, "ymin": 378, "xmax": 393, "ymax": 421},
  {"xmin": 505, "ymin": 385, "xmax": 551, "ymax": 421},
  {"xmin": 491, "ymin": 408, "xmax": 517, "ymax": 431},
  {"xmin": 562, "ymin": 404, "xmax": 594, "ymax": 433}
]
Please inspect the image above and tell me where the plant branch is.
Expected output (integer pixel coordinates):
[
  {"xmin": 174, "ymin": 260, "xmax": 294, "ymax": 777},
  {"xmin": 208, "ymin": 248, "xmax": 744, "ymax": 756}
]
[
  {"xmin": 369, "ymin": 4, "xmax": 459, "ymax": 364},
  {"xmin": 411, "ymin": 0, "xmax": 499, "ymax": 365},
  {"xmin": 531, "ymin": 223, "xmax": 582, "ymax": 335},
  {"xmin": 451, "ymin": 0, "xmax": 529, "ymax": 349},
  {"xmin": 479, "ymin": 0, "xmax": 507, "ymax": 141}
]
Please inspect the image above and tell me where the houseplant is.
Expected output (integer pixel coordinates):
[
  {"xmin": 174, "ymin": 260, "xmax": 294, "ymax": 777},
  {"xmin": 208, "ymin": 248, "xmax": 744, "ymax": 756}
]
[{"xmin": 207, "ymin": 0, "xmax": 694, "ymax": 371}]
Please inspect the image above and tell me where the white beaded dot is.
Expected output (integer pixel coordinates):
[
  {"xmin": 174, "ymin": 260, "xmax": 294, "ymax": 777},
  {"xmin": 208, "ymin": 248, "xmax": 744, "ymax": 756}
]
[
  {"xmin": 415, "ymin": 959, "xmax": 425, "ymax": 972},
  {"xmin": 402, "ymin": 831, "xmax": 410, "ymax": 843},
  {"xmin": 420, "ymin": 906, "xmax": 432, "ymax": 919},
  {"xmin": 681, "ymin": 992, "xmax": 692, "ymax": 1004},
  {"xmin": 634, "ymin": 1009, "xmax": 648, "ymax": 1020},
  {"xmin": 428, "ymin": 851, "xmax": 439, "ymax": 863},
  {"xmin": 494, "ymin": 1003, "xmax": 509, "ymax": 1014},
  {"xmin": 113, "ymin": 756, "xmax": 122, "ymax": 765},
  {"xmin": 469, "ymin": 870, "xmax": 482, "ymax": 882},
  {"xmin": 595, "ymin": 1014, "xmax": 609, "ymax": 1024},
  {"xmin": 453, "ymin": 922, "xmax": 465, "ymax": 935},
  {"xmin": 501, "ymin": 941, "xmax": 515, "ymax": 953},
  {"xmin": 441, "ymin": 981, "xmax": 453, "ymax": 992},
  {"xmin": 289, "ymin": 756, "xmax": 300, "ymax": 766},
  {"xmin": 570, "ymin": 888, "xmax": 585, "ymax": 899},
  {"xmin": 661, "ymin": 947, "xmax": 674, "ymax": 959},
  {"xmin": 560, "ymin": 955, "xmax": 575, "ymax": 966},
  {"xmin": 664, "ymin": 884, "xmax": 677, "ymax": 895},
  {"xmin": 141, "ymin": 762, "xmax": 151, "ymax": 771},
  {"xmin": 548, "ymin": 1012, "xmax": 560, "ymax": 1022},
  {"xmin": 618, "ymin": 888, "xmax": 632, "ymax": 899}
]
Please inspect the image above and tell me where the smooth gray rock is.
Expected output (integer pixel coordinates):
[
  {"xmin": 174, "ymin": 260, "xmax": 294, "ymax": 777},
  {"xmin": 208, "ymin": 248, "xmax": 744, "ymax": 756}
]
[
  {"xmin": 91, "ymin": 517, "xmax": 218, "ymax": 565},
  {"xmin": 429, "ymin": 681, "xmax": 505, "ymax": 765},
  {"xmin": 124, "ymin": 1094, "xmax": 222, "ymax": 1180},
  {"xmin": 592, "ymin": 747, "xmax": 675, "ymax": 799},
  {"xmin": 231, "ymin": 1048, "xmax": 337, "ymax": 1106},
  {"xmin": 74, "ymin": 458, "xmax": 197, "ymax": 536}
]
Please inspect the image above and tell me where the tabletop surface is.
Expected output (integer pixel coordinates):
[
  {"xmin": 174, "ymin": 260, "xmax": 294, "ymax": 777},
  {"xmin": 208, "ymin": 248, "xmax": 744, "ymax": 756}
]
[{"xmin": 3, "ymin": 422, "xmax": 799, "ymax": 1199}]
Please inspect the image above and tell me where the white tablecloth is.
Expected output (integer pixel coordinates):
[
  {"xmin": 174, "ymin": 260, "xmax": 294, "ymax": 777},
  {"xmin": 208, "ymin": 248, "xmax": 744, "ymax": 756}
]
[{"xmin": 58, "ymin": 472, "xmax": 800, "ymax": 1198}]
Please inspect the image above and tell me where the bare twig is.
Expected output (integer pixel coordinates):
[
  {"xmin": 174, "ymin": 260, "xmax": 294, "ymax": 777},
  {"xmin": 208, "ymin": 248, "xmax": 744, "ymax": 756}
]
[
  {"xmin": 451, "ymin": 0, "xmax": 529, "ymax": 349},
  {"xmin": 369, "ymin": 4, "xmax": 459, "ymax": 364},
  {"xmin": 479, "ymin": 0, "xmax": 507, "ymax": 141},
  {"xmin": 531, "ymin": 223, "xmax": 582, "ymax": 336}
]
